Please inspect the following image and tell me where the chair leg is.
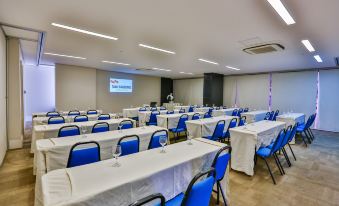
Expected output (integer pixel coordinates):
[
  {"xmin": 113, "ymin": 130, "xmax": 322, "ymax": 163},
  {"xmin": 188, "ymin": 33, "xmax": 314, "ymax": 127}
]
[
  {"xmin": 262, "ymin": 157, "xmax": 276, "ymax": 184},
  {"xmin": 299, "ymin": 132, "xmax": 308, "ymax": 147},
  {"xmin": 304, "ymin": 131, "xmax": 312, "ymax": 144},
  {"xmin": 308, "ymin": 128, "xmax": 315, "ymax": 140},
  {"xmin": 274, "ymin": 153, "xmax": 285, "ymax": 175},
  {"xmin": 216, "ymin": 182, "xmax": 220, "ymax": 205},
  {"xmin": 306, "ymin": 129, "xmax": 314, "ymax": 141},
  {"xmin": 273, "ymin": 154, "xmax": 284, "ymax": 175},
  {"xmin": 218, "ymin": 181, "xmax": 228, "ymax": 206},
  {"xmin": 288, "ymin": 143, "xmax": 297, "ymax": 161},
  {"xmin": 282, "ymin": 147, "xmax": 291, "ymax": 167}
]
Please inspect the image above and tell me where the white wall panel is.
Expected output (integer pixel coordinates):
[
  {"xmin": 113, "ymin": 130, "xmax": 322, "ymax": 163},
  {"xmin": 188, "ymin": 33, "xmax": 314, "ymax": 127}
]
[{"xmin": 173, "ymin": 78, "xmax": 203, "ymax": 105}]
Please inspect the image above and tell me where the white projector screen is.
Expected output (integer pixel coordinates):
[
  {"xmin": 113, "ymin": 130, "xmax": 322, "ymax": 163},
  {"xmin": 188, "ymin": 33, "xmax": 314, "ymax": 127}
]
[{"xmin": 110, "ymin": 78, "xmax": 133, "ymax": 93}]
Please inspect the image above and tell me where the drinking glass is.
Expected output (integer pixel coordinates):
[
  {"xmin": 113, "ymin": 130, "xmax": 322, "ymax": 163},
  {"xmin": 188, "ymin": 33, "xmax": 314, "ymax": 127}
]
[
  {"xmin": 81, "ymin": 126, "xmax": 87, "ymax": 138},
  {"xmin": 159, "ymin": 136, "xmax": 168, "ymax": 153},
  {"xmin": 187, "ymin": 131, "xmax": 193, "ymax": 145},
  {"xmin": 118, "ymin": 125, "xmax": 123, "ymax": 133},
  {"xmin": 113, "ymin": 145, "xmax": 122, "ymax": 167}
]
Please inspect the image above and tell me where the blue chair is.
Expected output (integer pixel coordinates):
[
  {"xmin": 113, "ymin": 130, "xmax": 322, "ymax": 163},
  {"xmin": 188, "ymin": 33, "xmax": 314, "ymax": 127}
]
[
  {"xmin": 48, "ymin": 116, "xmax": 65, "ymax": 124},
  {"xmin": 286, "ymin": 123, "xmax": 299, "ymax": 161},
  {"xmin": 58, "ymin": 125, "xmax": 80, "ymax": 137},
  {"xmin": 238, "ymin": 116, "xmax": 246, "ymax": 126},
  {"xmin": 98, "ymin": 114, "xmax": 110, "ymax": 120},
  {"xmin": 231, "ymin": 109, "xmax": 238, "ymax": 116},
  {"xmin": 203, "ymin": 120, "xmax": 225, "ymax": 141},
  {"xmin": 118, "ymin": 135, "xmax": 140, "ymax": 156},
  {"xmin": 92, "ymin": 122, "xmax": 109, "ymax": 133},
  {"xmin": 139, "ymin": 107, "xmax": 147, "ymax": 112},
  {"xmin": 269, "ymin": 111, "xmax": 275, "ymax": 120},
  {"xmin": 203, "ymin": 112, "xmax": 211, "ymax": 118},
  {"xmin": 74, "ymin": 115, "xmax": 89, "ymax": 122},
  {"xmin": 67, "ymin": 141, "xmax": 100, "ymax": 168},
  {"xmin": 46, "ymin": 111, "xmax": 60, "ymax": 117},
  {"xmin": 296, "ymin": 114, "xmax": 316, "ymax": 146},
  {"xmin": 179, "ymin": 109, "xmax": 185, "ymax": 113},
  {"xmin": 256, "ymin": 129, "xmax": 286, "ymax": 184},
  {"xmin": 208, "ymin": 107, "xmax": 214, "ymax": 116},
  {"xmin": 129, "ymin": 193, "xmax": 165, "ymax": 206},
  {"xmin": 147, "ymin": 111, "xmax": 160, "ymax": 126},
  {"xmin": 237, "ymin": 108, "xmax": 244, "ymax": 117},
  {"xmin": 169, "ymin": 114, "xmax": 188, "ymax": 142},
  {"xmin": 119, "ymin": 119, "xmax": 134, "ymax": 130},
  {"xmin": 167, "ymin": 111, "xmax": 174, "ymax": 114},
  {"xmin": 188, "ymin": 106, "xmax": 194, "ymax": 113},
  {"xmin": 148, "ymin": 129, "xmax": 168, "ymax": 150},
  {"xmin": 191, "ymin": 113, "xmax": 200, "ymax": 120},
  {"xmin": 211, "ymin": 146, "xmax": 231, "ymax": 205},
  {"xmin": 160, "ymin": 106, "xmax": 166, "ymax": 111},
  {"xmin": 87, "ymin": 110, "xmax": 98, "ymax": 115},
  {"xmin": 165, "ymin": 168, "xmax": 216, "ymax": 206},
  {"xmin": 243, "ymin": 108, "xmax": 249, "ymax": 112},
  {"xmin": 273, "ymin": 110, "xmax": 279, "ymax": 121},
  {"xmin": 150, "ymin": 107, "xmax": 158, "ymax": 112},
  {"xmin": 223, "ymin": 118, "xmax": 238, "ymax": 141},
  {"xmin": 264, "ymin": 112, "xmax": 271, "ymax": 120},
  {"xmin": 68, "ymin": 110, "xmax": 80, "ymax": 116}
]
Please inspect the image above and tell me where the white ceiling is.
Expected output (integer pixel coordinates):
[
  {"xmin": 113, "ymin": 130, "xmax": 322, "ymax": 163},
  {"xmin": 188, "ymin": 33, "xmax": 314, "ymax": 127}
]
[{"xmin": 0, "ymin": 0, "xmax": 338, "ymax": 78}]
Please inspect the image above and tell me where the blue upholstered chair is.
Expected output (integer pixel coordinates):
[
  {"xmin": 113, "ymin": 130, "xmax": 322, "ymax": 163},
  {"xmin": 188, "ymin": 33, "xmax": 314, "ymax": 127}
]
[
  {"xmin": 150, "ymin": 107, "xmax": 158, "ymax": 112},
  {"xmin": 74, "ymin": 115, "xmax": 88, "ymax": 122},
  {"xmin": 269, "ymin": 111, "xmax": 275, "ymax": 120},
  {"xmin": 147, "ymin": 111, "xmax": 160, "ymax": 126},
  {"xmin": 98, "ymin": 114, "xmax": 110, "ymax": 120},
  {"xmin": 148, "ymin": 129, "xmax": 168, "ymax": 150},
  {"xmin": 273, "ymin": 110, "xmax": 279, "ymax": 121},
  {"xmin": 191, "ymin": 113, "xmax": 200, "ymax": 120},
  {"xmin": 129, "ymin": 193, "xmax": 165, "ymax": 206},
  {"xmin": 67, "ymin": 141, "xmax": 100, "ymax": 168},
  {"xmin": 237, "ymin": 108, "xmax": 244, "ymax": 117},
  {"xmin": 286, "ymin": 123, "xmax": 299, "ymax": 161},
  {"xmin": 238, "ymin": 116, "xmax": 246, "ymax": 126},
  {"xmin": 58, "ymin": 125, "xmax": 80, "ymax": 137},
  {"xmin": 119, "ymin": 119, "xmax": 134, "ymax": 130},
  {"xmin": 46, "ymin": 111, "xmax": 60, "ymax": 117},
  {"xmin": 203, "ymin": 120, "xmax": 225, "ymax": 141},
  {"xmin": 243, "ymin": 108, "xmax": 249, "ymax": 112},
  {"xmin": 231, "ymin": 109, "xmax": 238, "ymax": 116},
  {"xmin": 118, "ymin": 135, "xmax": 140, "ymax": 156},
  {"xmin": 296, "ymin": 114, "xmax": 316, "ymax": 146},
  {"xmin": 92, "ymin": 122, "xmax": 109, "ymax": 133},
  {"xmin": 264, "ymin": 112, "xmax": 271, "ymax": 120},
  {"xmin": 48, "ymin": 116, "xmax": 65, "ymax": 124},
  {"xmin": 223, "ymin": 118, "xmax": 238, "ymax": 141},
  {"xmin": 203, "ymin": 112, "xmax": 211, "ymax": 118},
  {"xmin": 68, "ymin": 110, "xmax": 80, "ymax": 116},
  {"xmin": 169, "ymin": 114, "xmax": 188, "ymax": 142},
  {"xmin": 188, "ymin": 106, "xmax": 194, "ymax": 113},
  {"xmin": 87, "ymin": 110, "xmax": 98, "ymax": 115}
]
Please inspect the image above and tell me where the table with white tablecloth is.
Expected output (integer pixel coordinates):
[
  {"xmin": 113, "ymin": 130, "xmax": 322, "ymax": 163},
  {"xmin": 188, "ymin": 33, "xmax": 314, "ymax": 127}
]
[
  {"xmin": 194, "ymin": 107, "xmax": 212, "ymax": 113},
  {"xmin": 212, "ymin": 108, "xmax": 239, "ymax": 117},
  {"xmin": 40, "ymin": 138, "xmax": 229, "ymax": 206},
  {"xmin": 32, "ymin": 110, "xmax": 103, "ymax": 118},
  {"xmin": 230, "ymin": 120, "xmax": 286, "ymax": 176},
  {"xmin": 123, "ymin": 107, "xmax": 162, "ymax": 118},
  {"xmin": 163, "ymin": 102, "xmax": 181, "ymax": 110},
  {"xmin": 241, "ymin": 110, "xmax": 269, "ymax": 123},
  {"xmin": 138, "ymin": 110, "xmax": 169, "ymax": 126},
  {"xmin": 186, "ymin": 115, "xmax": 239, "ymax": 138},
  {"xmin": 157, "ymin": 112, "xmax": 205, "ymax": 129},
  {"xmin": 174, "ymin": 105, "xmax": 192, "ymax": 112},
  {"xmin": 276, "ymin": 113, "xmax": 305, "ymax": 144},
  {"xmin": 31, "ymin": 118, "xmax": 136, "ymax": 153}
]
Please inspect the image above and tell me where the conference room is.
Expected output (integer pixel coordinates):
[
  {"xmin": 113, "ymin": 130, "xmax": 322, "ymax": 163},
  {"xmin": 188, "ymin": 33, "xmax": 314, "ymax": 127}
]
[{"xmin": 0, "ymin": 0, "xmax": 338, "ymax": 206}]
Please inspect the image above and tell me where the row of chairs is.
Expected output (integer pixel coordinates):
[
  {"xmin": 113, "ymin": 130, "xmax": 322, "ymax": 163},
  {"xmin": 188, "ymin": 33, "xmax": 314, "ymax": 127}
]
[
  {"xmin": 46, "ymin": 110, "xmax": 99, "ymax": 117},
  {"xmin": 48, "ymin": 114, "xmax": 111, "ymax": 124},
  {"xmin": 231, "ymin": 108, "xmax": 249, "ymax": 117},
  {"xmin": 264, "ymin": 110, "xmax": 280, "ymax": 121}
]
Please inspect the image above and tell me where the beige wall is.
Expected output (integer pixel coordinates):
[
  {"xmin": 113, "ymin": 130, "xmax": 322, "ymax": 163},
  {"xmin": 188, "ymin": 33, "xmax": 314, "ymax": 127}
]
[
  {"xmin": 55, "ymin": 64, "xmax": 161, "ymax": 113},
  {"xmin": 173, "ymin": 78, "xmax": 204, "ymax": 105},
  {"xmin": 55, "ymin": 64, "xmax": 97, "ymax": 111},
  {"xmin": 0, "ymin": 30, "xmax": 7, "ymax": 163},
  {"xmin": 7, "ymin": 37, "xmax": 24, "ymax": 149}
]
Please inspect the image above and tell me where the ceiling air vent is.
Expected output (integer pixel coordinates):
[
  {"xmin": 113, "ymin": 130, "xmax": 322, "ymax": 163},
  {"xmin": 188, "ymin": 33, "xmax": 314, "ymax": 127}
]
[{"xmin": 243, "ymin": 43, "xmax": 285, "ymax": 54}]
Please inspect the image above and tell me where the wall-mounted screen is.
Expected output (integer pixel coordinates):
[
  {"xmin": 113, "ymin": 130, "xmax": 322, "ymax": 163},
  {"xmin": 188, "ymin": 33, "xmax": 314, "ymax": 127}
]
[{"xmin": 110, "ymin": 78, "xmax": 133, "ymax": 93}]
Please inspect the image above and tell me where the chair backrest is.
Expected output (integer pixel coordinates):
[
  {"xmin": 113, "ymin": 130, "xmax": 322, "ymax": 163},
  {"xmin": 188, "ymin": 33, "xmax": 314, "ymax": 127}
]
[
  {"xmin": 239, "ymin": 116, "xmax": 246, "ymax": 126},
  {"xmin": 305, "ymin": 114, "xmax": 316, "ymax": 129},
  {"xmin": 231, "ymin": 109, "xmax": 238, "ymax": 116},
  {"xmin": 288, "ymin": 122, "xmax": 299, "ymax": 142},
  {"xmin": 228, "ymin": 118, "xmax": 238, "ymax": 129},
  {"xmin": 139, "ymin": 107, "xmax": 147, "ymax": 112},
  {"xmin": 188, "ymin": 106, "xmax": 194, "ymax": 113},
  {"xmin": 167, "ymin": 111, "xmax": 174, "ymax": 114},
  {"xmin": 211, "ymin": 146, "xmax": 231, "ymax": 181},
  {"xmin": 150, "ymin": 107, "xmax": 158, "ymax": 111},
  {"xmin": 98, "ymin": 114, "xmax": 110, "ymax": 120},
  {"xmin": 270, "ymin": 129, "xmax": 286, "ymax": 154},
  {"xmin": 179, "ymin": 109, "xmax": 185, "ymax": 113},
  {"xmin": 176, "ymin": 114, "xmax": 188, "ymax": 130},
  {"xmin": 160, "ymin": 106, "xmax": 166, "ymax": 111},
  {"xmin": 243, "ymin": 108, "xmax": 249, "ymax": 112},
  {"xmin": 119, "ymin": 120, "xmax": 134, "ymax": 130},
  {"xmin": 149, "ymin": 111, "xmax": 160, "ymax": 124},
  {"xmin": 58, "ymin": 125, "xmax": 80, "ymax": 137},
  {"xmin": 92, "ymin": 122, "xmax": 109, "ymax": 133},
  {"xmin": 210, "ymin": 120, "xmax": 226, "ymax": 141},
  {"xmin": 182, "ymin": 168, "xmax": 216, "ymax": 206},
  {"xmin": 264, "ymin": 112, "xmax": 271, "ymax": 120},
  {"xmin": 129, "ymin": 193, "xmax": 165, "ymax": 206},
  {"xmin": 46, "ymin": 111, "xmax": 60, "ymax": 117},
  {"xmin": 273, "ymin": 110, "xmax": 279, "ymax": 121},
  {"xmin": 87, "ymin": 110, "xmax": 98, "ymax": 115},
  {"xmin": 208, "ymin": 107, "xmax": 214, "ymax": 114},
  {"xmin": 74, "ymin": 115, "xmax": 89, "ymax": 122},
  {"xmin": 67, "ymin": 141, "xmax": 100, "ymax": 168},
  {"xmin": 269, "ymin": 111, "xmax": 275, "ymax": 120},
  {"xmin": 281, "ymin": 125, "xmax": 292, "ymax": 147},
  {"xmin": 203, "ymin": 112, "xmax": 211, "ymax": 118},
  {"xmin": 118, "ymin": 135, "xmax": 140, "ymax": 156},
  {"xmin": 148, "ymin": 129, "xmax": 168, "ymax": 149},
  {"xmin": 68, "ymin": 110, "xmax": 80, "ymax": 116},
  {"xmin": 237, "ymin": 108, "xmax": 244, "ymax": 117},
  {"xmin": 192, "ymin": 113, "xmax": 200, "ymax": 120},
  {"xmin": 48, "ymin": 116, "xmax": 65, "ymax": 125}
]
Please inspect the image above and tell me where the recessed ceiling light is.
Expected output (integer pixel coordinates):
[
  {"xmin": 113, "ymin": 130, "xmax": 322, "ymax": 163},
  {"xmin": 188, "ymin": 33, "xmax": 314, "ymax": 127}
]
[
  {"xmin": 102, "ymin": 60, "xmax": 130, "ymax": 66},
  {"xmin": 266, "ymin": 0, "xmax": 296, "ymax": 25},
  {"xmin": 51, "ymin": 23, "xmax": 118, "ymax": 40},
  {"xmin": 314, "ymin": 55, "xmax": 323, "ymax": 63},
  {"xmin": 301, "ymin": 40, "xmax": 315, "ymax": 52},
  {"xmin": 44, "ymin": 52, "xmax": 86, "ymax": 59},
  {"xmin": 226, "ymin": 66, "xmax": 240, "ymax": 71},
  {"xmin": 139, "ymin": 44, "xmax": 175, "ymax": 54},
  {"xmin": 153, "ymin": 67, "xmax": 172, "ymax": 72},
  {"xmin": 198, "ymin": 58, "xmax": 219, "ymax": 65}
]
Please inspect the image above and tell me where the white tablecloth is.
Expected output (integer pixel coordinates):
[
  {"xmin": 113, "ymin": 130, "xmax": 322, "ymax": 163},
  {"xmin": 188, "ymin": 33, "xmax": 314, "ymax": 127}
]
[
  {"xmin": 138, "ymin": 110, "xmax": 169, "ymax": 126},
  {"xmin": 186, "ymin": 116, "xmax": 239, "ymax": 138},
  {"xmin": 122, "ymin": 108, "xmax": 141, "ymax": 118},
  {"xmin": 163, "ymin": 102, "xmax": 181, "ymax": 110},
  {"xmin": 31, "ymin": 118, "xmax": 136, "ymax": 153},
  {"xmin": 194, "ymin": 107, "xmax": 212, "ymax": 113},
  {"xmin": 276, "ymin": 113, "xmax": 305, "ymax": 144},
  {"xmin": 40, "ymin": 138, "xmax": 229, "ymax": 206},
  {"xmin": 174, "ymin": 105, "xmax": 192, "ymax": 112},
  {"xmin": 32, "ymin": 110, "xmax": 103, "ymax": 118},
  {"xmin": 241, "ymin": 110, "xmax": 269, "ymax": 123},
  {"xmin": 230, "ymin": 120, "xmax": 286, "ymax": 176},
  {"xmin": 157, "ymin": 112, "xmax": 205, "ymax": 129},
  {"xmin": 34, "ymin": 126, "xmax": 167, "ymax": 206},
  {"xmin": 212, "ymin": 108, "xmax": 239, "ymax": 117}
]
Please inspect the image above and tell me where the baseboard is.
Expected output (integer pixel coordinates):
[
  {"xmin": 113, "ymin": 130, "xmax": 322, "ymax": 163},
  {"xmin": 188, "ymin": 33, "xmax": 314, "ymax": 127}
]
[{"xmin": 9, "ymin": 139, "xmax": 23, "ymax": 149}]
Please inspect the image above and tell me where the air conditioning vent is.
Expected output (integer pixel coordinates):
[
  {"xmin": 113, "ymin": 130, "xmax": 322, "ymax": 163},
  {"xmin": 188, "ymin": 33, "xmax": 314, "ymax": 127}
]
[
  {"xmin": 243, "ymin": 43, "xmax": 284, "ymax": 54},
  {"xmin": 335, "ymin": 57, "xmax": 339, "ymax": 66}
]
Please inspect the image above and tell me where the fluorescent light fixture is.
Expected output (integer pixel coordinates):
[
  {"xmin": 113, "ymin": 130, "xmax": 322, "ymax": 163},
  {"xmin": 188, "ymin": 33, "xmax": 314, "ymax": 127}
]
[
  {"xmin": 198, "ymin": 58, "xmax": 219, "ymax": 65},
  {"xmin": 266, "ymin": 0, "xmax": 296, "ymax": 25},
  {"xmin": 102, "ymin": 60, "xmax": 130, "ymax": 66},
  {"xmin": 179, "ymin": 72, "xmax": 185, "ymax": 74},
  {"xmin": 138, "ymin": 44, "xmax": 175, "ymax": 54},
  {"xmin": 44, "ymin": 52, "xmax": 86, "ymax": 59},
  {"xmin": 226, "ymin": 66, "xmax": 240, "ymax": 71},
  {"xmin": 314, "ymin": 55, "xmax": 323, "ymax": 62},
  {"xmin": 180, "ymin": 72, "xmax": 194, "ymax": 75},
  {"xmin": 301, "ymin": 40, "xmax": 315, "ymax": 52},
  {"xmin": 51, "ymin": 23, "xmax": 118, "ymax": 40},
  {"xmin": 152, "ymin": 67, "xmax": 171, "ymax": 72}
]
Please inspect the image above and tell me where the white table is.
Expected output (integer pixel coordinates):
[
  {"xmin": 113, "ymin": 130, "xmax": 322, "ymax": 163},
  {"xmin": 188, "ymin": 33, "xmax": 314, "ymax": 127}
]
[
  {"xmin": 157, "ymin": 112, "xmax": 205, "ymax": 129},
  {"xmin": 40, "ymin": 138, "xmax": 229, "ymax": 206},
  {"xmin": 34, "ymin": 126, "xmax": 167, "ymax": 206},
  {"xmin": 32, "ymin": 113, "xmax": 117, "ymax": 127},
  {"xmin": 186, "ymin": 116, "xmax": 239, "ymax": 138},
  {"xmin": 123, "ymin": 107, "xmax": 162, "ymax": 118},
  {"xmin": 138, "ymin": 110, "xmax": 169, "ymax": 126},
  {"xmin": 174, "ymin": 105, "xmax": 193, "ymax": 112},
  {"xmin": 212, "ymin": 108, "xmax": 239, "ymax": 117},
  {"xmin": 241, "ymin": 110, "xmax": 269, "ymax": 123},
  {"xmin": 163, "ymin": 102, "xmax": 181, "ymax": 110},
  {"xmin": 230, "ymin": 120, "xmax": 286, "ymax": 176},
  {"xmin": 32, "ymin": 110, "xmax": 103, "ymax": 118},
  {"xmin": 276, "ymin": 113, "xmax": 305, "ymax": 144},
  {"xmin": 31, "ymin": 118, "xmax": 136, "ymax": 153},
  {"xmin": 194, "ymin": 107, "xmax": 212, "ymax": 113}
]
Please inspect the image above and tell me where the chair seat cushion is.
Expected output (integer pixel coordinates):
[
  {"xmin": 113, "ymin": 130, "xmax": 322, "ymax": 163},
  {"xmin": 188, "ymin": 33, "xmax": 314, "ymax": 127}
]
[
  {"xmin": 256, "ymin": 147, "xmax": 271, "ymax": 158},
  {"xmin": 267, "ymin": 142, "xmax": 274, "ymax": 149},
  {"xmin": 297, "ymin": 125, "xmax": 305, "ymax": 132},
  {"xmin": 165, "ymin": 193, "xmax": 184, "ymax": 206},
  {"xmin": 170, "ymin": 128, "xmax": 186, "ymax": 133}
]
